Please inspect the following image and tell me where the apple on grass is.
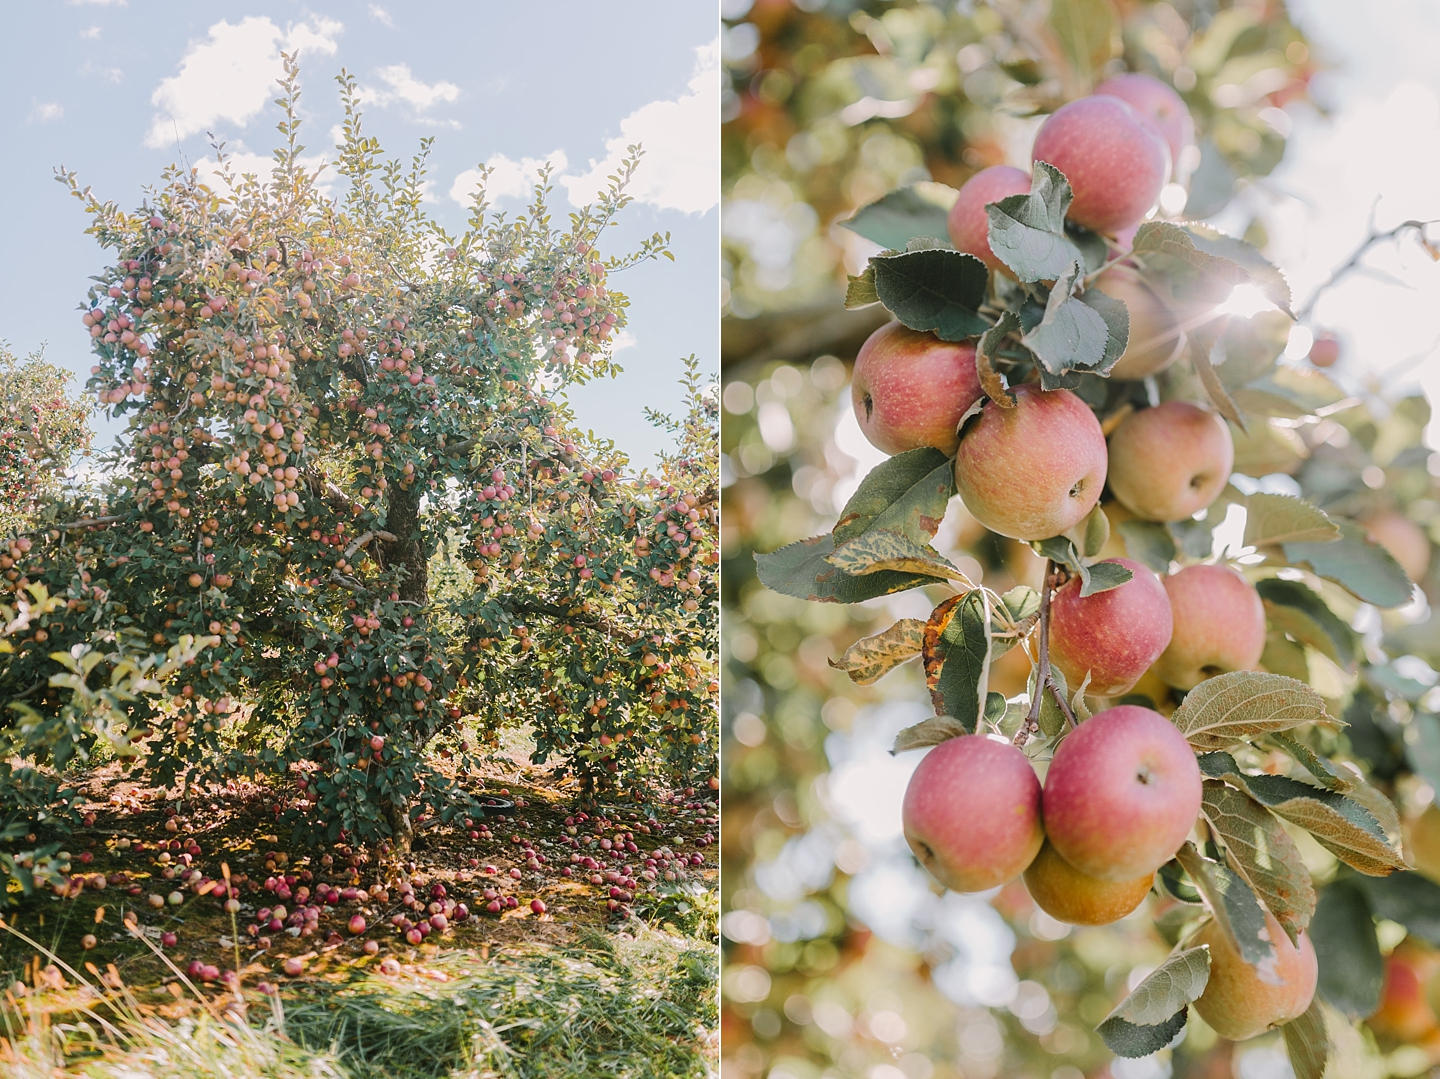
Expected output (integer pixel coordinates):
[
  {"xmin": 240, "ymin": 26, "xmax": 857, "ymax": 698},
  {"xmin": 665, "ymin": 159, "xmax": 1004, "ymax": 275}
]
[
  {"xmin": 1047, "ymin": 557, "xmax": 1173, "ymax": 698},
  {"xmin": 1030, "ymin": 95, "xmax": 1171, "ymax": 234},
  {"xmin": 902, "ymin": 735, "xmax": 1043, "ymax": 893},
  {"xmin": 1192, "ymin": 910, "xmax": 1317, "ymax": 1041},
  {"xmin": 954, "ymin": 385, "xmax": 1108, "ymax": 542},
  {"xmin": 1153, "ymin": 564, "xmax": 1266, "ymax": 690},
  {"xmin": 1107, "ymin": 401, "xmax": 1234, "ymax": 523},
  {"xmin": 850, "ymin": 322, "xmax": 983, "ymax": 456},
  {"xmin": 1041, "ymin": 705, "xmax": 1201, "ymax": 881}
]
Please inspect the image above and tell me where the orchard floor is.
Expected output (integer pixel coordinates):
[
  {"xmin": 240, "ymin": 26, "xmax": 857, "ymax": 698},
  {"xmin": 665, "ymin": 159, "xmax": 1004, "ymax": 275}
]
[{"xmin": 0, "ymin": 741, "xmax": 718, "ymax": 1078}]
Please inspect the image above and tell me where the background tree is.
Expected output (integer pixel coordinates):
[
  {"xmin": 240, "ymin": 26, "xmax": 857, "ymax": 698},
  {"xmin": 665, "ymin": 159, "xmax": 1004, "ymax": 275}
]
[
  {"xmin": 0, "ymin": 344, "xmax": 91, "ymax": 533},
  {"xmin": 722, "ymin": 3, "xmax": 1440, "ymax": 1078},
  {"xmin": 0, "ymin": 60, "xmax": 718, "ymax": 866}
]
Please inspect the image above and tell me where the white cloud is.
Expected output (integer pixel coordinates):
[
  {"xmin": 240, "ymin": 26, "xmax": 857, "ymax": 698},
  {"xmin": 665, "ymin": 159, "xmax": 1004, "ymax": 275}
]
[
  {"xmin": 558, "ymin": 38, "xmax": 719, "ymax": 214},
  {"xmin": 193, "ymin": 148, "xmax": 335, "ymax": 199},
  {"xmin": 357, "ymin": 64, "xmax": 460, "ymax": 112},
  {"xmin": 368, "ymin": 5, "xmax": 393, "ymax": 27},
  {"xmin": 80, "ymin": 25, "xmax": 100, "ymax": 38},
  {"xmin": 450, "ymin": 150, "xmax": 569, "ymax": 205},
  {"xmin": 143, "ymin": 16, "xmax": 341, "ymax": 149},
  {"xmin": 69, "ymin": 0, "xmax": 124, "ymax": 6},
  {"xmin": 82, "ymin": 61, "xmax": 124, "ymax": 84},
  {"xmin": 611, "ymin": 329, "xmax": 638, "ymax": 352},
  {"xmin": 29, "ymin": 103, "xmax": 64, "ymax": 123}
]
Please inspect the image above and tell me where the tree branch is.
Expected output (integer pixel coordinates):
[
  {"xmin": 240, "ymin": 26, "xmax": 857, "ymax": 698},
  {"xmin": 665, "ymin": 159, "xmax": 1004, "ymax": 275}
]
[{"xmin": 1297, "ymin": 215, "xmax": 1440, "ymax": 320}]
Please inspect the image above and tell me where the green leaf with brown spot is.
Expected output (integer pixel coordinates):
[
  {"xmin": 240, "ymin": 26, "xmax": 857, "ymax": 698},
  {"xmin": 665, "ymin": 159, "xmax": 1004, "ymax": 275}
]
[
  {"xmin": 826, "ymin": 529, "xmax": 973, "ymax": 583},
  {"xmin": 1200, "ymin": 780, "xmax": 1315, "ymax": 942},
  {"xmin": 830, "ymin": 619, "xmax": 926, "ymax": 686},
  {"xmin": 892, "ymin": 715, "xmax": 972, "ymax": 754},
  {"xmin": 1198, "ymin": 753, "xmax": 1406, "ymax": 876},
  {"xmin": 1170, "ymin": 671, "xmax": 1331, "ymax": 751},
  {"xmin": 755, "ymin": 534, "xmax": 934, "ymax": 604},
  {"xmin": 833, "ymin": 448, "xmax": 956, "ymax": 548}
]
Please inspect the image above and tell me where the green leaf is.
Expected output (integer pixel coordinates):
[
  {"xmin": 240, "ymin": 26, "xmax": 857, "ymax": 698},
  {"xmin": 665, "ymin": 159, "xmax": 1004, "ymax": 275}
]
[
  {"xmin": 1022, "ymin": 262, "xmax": 1112, "ymax": 374},
  {"xmin": 1266, "ymin": 732, "xmax": 1353, "ymax": 792},
  {"xmin": 1309, "ymin": 879, "xmax": 1383, "ymax": 1018},
  {"xmin": 1047, "ymin": 0, "xmax": 1116, "ymax": 84},
  {"xmin": 845, "ymin": 266, "xmax": 879, "ymax": 308},
  {"xmin": 1285, "ymin": 518, "xmax": 1415, "ymax": 608},
  {"xmin": 1281, "ymin": 999, "xmax": 1330, "ymax": 1079},
  {"xmin": 1078, "ymin": 502, "xmax": 1111, "ymax": 559},
  {"xmin": 834, "ymin": 448, "xmax": 956, "ymax": 547},
  {"xmin": 1244, "ymin": 494, "xmax": 1340, "ymax": 547},
  {"xmin": 1257, "ymin": 578, "xmax": 1357, "ymax": 668},
  {"xmin": 1176, "ymin": 843, "xmax": 1275, "ymax": 967},
  {"xmin": 1200, "ymin": 781, "xmax": 1315, "ymax": 942},
  {"xmin": 1079, "ymin": 560, "xmax": 1134, "ymax": 598},
  {"xmin": 1198, "ymin": 753, "xmax": 1407, "ymax": 876},
  {"xmin": 826, "ymin": 530, "xmax": 972, "ymax": 583},
  {"xmin": 1031, "ymin": 662, "xmax": 1070, "ymax": 739},
  {"xmin": 992, "ymin": 585, "xmax": 1040, "ymax": 658},
  {"xmin": 1157, "ymin": 860, "xmax": 1203, "ymax": 904},
  {"xmin": 870, "ymin": 248, "xmax": 991, "ymax": 340},
  {"xmin": 892, "ymin": 715, "xmax": 971, "ymax": 754},
  {"xmin": 755, "ymin": 535, "xmax": 933, "ymax": 604},
  {"xmin": 1171, "ymin": 513, "xmax": 1215, "ymax": 560},
  {"xmin": 1096, "ymin": 946, "xmax": 1209, "ymax": 1058},
  {"xmin": 839, "ymin": 183, "xmax": 956, "ymax": 250},
  {"xmin": 1117, "ymin": 518, "xmax": 1177, "ymax": 573},
  {"xmin": 985, "ymin": 162, "xmax": 1082, "ymax": 282},
  {"xmin": 1191, "ymin": 322, "xmax": 1247, "ymax": 432},
  {"xmin": 1170, "ymin": 671, "xmax": 1331, "ymax": 750},
  {"xmin": 1102, "ymin": 945, "xmax": 1211, "ymax": 1028},
  {"xmin": 1131, "ymin": 221, "xmax": 1250, "ymax": 303},
  {"xmin": 830, "ymin": 619, "xmax": 925, "ymax": 686},
  {"xmin": 1407, "ymin": 711, "xmax": 1440, "ymax": 791},
  {"xmin": 999, "ymin": 585, "xmax": 1041, "ymax": 625},
  {"xmin": 925, "ymin": 590, "xmax": 992, "ymax": 732},
  {"xmin": 1183, "ymin": 223, "xmax": 1294, "ymax": 315},
  {"xmin": 1351, "ymin": 871, "xmax": 1440, "ymax": 947},
  {"xmin": 1076, "ymin": 286, "xmax": 1130, "ymax": 375}
]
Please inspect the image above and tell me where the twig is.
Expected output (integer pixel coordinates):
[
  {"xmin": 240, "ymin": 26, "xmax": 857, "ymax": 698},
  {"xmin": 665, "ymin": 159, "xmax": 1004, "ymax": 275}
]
[
  {"xmin": 1296, "ymin": 215, "xmax": 1440, "ymax": 320},
  {"xmin": 1016, "ymin": 560, "xmax": 1056, "ymax": 748}
]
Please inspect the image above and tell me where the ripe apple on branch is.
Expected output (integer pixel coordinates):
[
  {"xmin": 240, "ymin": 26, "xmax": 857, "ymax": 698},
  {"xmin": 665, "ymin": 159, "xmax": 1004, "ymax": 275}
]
[{"xmin": 759, "ymin": 71, "xmax": 1429, "ymax": 1070}]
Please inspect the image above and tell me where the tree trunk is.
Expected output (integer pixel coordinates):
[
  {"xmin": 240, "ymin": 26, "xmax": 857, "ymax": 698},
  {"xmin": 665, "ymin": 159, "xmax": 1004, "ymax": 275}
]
[{"xmin": 379, "ymin": 485, "xmax": 427, "ymax": 853}]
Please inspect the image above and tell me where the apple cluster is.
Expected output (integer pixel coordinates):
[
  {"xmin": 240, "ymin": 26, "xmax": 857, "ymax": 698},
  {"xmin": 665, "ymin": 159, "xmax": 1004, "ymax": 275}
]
[{"xmin": 777, "ymin": 71, "xmax": 1407, "ymax": 1053}]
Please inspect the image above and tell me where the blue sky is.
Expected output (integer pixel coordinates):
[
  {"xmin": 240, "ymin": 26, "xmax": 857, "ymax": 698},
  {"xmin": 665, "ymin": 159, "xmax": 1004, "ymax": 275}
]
[{"xmin": 0, "ymin": 2, "xmax": 718, "ymax": 468}]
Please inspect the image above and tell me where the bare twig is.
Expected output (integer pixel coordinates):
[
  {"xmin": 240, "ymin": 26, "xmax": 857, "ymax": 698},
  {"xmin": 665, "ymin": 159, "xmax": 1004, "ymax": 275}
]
[{"xmin": 1296, "ymin": 215, "xmax": 1440, "ymax": 320}]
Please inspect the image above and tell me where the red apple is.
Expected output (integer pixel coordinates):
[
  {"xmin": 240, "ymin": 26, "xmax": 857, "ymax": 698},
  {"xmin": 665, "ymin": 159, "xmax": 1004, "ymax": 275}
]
[
  {"xmin": 1091, "ymin": 264, "xmax": 1186, "ymax": 380},
  {"xmin": 1048, "ymin": 557, "xmax": 1173, "ymax": 697},
  {"xmin": 946, "ymin": 165, "xmax": 1032, "ymax": 272},
  {"xmin": 1030, "ymin": 96, "xmax": 1171, "ymax": 234},
  {"xmin": 1153, "ymin": 564, "xmax": 1266, "ymax": 690},
  {"xmin": 851, "ymin": 322, "xmax": 983, "ymax": 456},
  {"xmin": 1042, "ymin": 705, "xmax": 1201, "ymax": 880},
  {"xmin": 902, "ymin": 735, "xmax": 1043, "ymax": 892},
  {"xmin": 1308, "ymin": 333, "xmax": 1340, "ymax": 368},
  {"xmin": 954, "ymin": 385, "xmax": 1107, "ymax": 541},
  {"xmin": 1107, "ymin": 401, "xmax": 1234, "ymax": 522},
  {"xmin": 1094, "ymin": 73, "xmax": 1195, "ymax": 182}
]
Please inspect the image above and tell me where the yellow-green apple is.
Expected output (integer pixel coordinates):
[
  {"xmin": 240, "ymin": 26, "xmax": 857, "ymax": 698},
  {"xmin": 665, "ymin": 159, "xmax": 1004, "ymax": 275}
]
[
  {"xmin": 1406, "ymin": 804, "xmax": 1440, "ymax": 885},
  {"xmin": 1048, "ymin": 557, "xmax": 1174, "ymax": 697},
  {"xmin": 1091, "ymin": 264, "xmax": 1187, "ymax": 380},
  {"xmin": 851, "ymin": 322, "xmax": 983, "ymax": 455},
  {"xmin": 1022, "ymin": 839, "xmax": 1153, "ymax": 926},
  {"xmin": 1369, "ymin": 939, "xmax": 1440, "ymax": 1044},
  {"xmin": 1107, "ymin": 401, "xmax": 1234, "ymax": 522},
  {"xmin": 1041, "ymin": 704, "xmax": 1201, "ymax": 880},
  {"xmin": 1362, "ymin": 510, "xmax": 1430, "ymax": 583},
  {"xmin": 1154, "ymin": 564, "xmax": 1265, "ymax": 690},
  {"xmin": 954, "ymin": 385, "xmax": 1108, "ymax": 541},
  {"xmin": 902, "ymin": 734, "xmax": 1043, "ymax": 892},
  {"xmin": 1030, "ymin": 95, "xmax": 1171, "ymax": 234},
  {"xmin": 1193, "ymin": 911, "xmax": 1318, "ymax": 1040},
  {"xmin": 1094, "ymin": 73, "xmax": 1196, "ymax": 183},
  {"xmin": 947, "ymin": 165, "xmax": 1032, "ymax": 272}
]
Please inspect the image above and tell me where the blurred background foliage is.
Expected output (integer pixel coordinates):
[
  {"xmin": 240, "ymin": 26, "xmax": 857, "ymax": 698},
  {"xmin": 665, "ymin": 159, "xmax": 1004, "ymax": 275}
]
[{"xmin": 720, "ymin": 2, "xmax": 1440, "ymax": 1078}]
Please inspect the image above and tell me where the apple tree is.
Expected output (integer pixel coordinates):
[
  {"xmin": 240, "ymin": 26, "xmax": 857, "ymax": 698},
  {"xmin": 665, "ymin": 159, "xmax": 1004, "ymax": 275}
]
[
  {"xmin": 752, "ymin": 48, "xmax": 1434, "ymax": 1079},
  {"xmin": 0, "ymin": 61, "xmax": 717, "ymax": 860},
  {"xmin": 0, "ymin": 344, "xmax": 92, "ymax": 533}
]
